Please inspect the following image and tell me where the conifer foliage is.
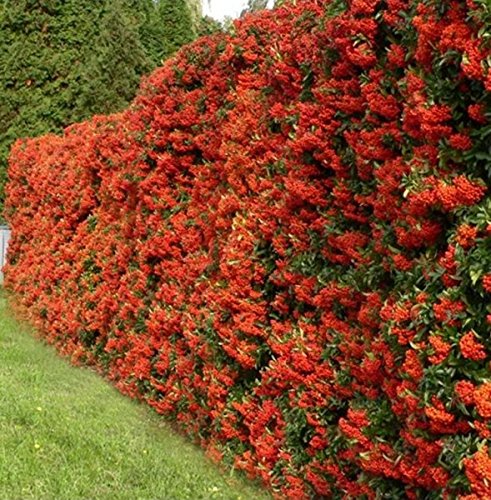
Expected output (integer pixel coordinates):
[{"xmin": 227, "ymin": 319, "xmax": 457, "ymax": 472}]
[
  {"xmin": 0, "ymin": 0, "xmax": 197, "ymax": 212},
  {"xmin": 79, "ymin": 0, "xmax": 153, "ymax": 117},
  {"xmin": 151, "ymin": 0, "xmax": 196, "ymax": 63}
]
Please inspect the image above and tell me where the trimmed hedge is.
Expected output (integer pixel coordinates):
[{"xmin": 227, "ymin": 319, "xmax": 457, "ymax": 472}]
[{"xmin": 5, "ymin": 0, "xmax": 491, "ymax": 497}]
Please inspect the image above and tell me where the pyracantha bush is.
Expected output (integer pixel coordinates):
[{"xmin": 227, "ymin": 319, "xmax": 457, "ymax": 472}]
[{"xmin": 5, "ymin": 0, "xmax": 491, "ymax": 497}]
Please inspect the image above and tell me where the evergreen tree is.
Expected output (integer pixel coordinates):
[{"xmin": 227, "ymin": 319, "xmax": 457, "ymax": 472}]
[
  {"xmin": 152, "ymin": 0, "xmax": 195, "ymax": 63},
  {"xmin": 0, "ymin": 0, "xmax": 101, "ymax": 206},
  {"xmin": 0, "ymin": 0, "xmax": 199, "ymax": 215},
  {"xmin": 77, "ymin": 0, "xmax": 153, "ymax": 116},
  {"xmin": 187, "ymin": 0, "xmax": 203, "ymax": 28},
  {"xmin": 122, "ymin": 0, "xmax": 163, "ymax": 66}
]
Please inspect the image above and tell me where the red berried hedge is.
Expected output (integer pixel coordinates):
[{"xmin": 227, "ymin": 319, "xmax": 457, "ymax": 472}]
[{"xmin": 5, "ymin": 0, "xmax": 491, "ymax": 497}]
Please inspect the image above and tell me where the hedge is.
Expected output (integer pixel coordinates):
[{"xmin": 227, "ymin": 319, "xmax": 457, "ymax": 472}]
[{"xmin": 5, "ymin": 0, "xmax": 491, "ymax": 497}]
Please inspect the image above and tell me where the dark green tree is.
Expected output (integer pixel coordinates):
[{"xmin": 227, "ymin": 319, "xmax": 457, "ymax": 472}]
[
  {"xmin": 123, "ymin": 0, "xmax": 165, "ymax": 66},
  {"xmin": 0, "ymin": 0, "xmax": 101, "ymax": 206},
  {"xmin": 0, "ymin": 0, "xmax": 200, "ymax": 215},
  {"xmin": 152, "ymin": 0, "xmax": 196, "ymax": 63},
  {"xmin": 77, "ymin": 0, "xmax": 153, "ymax": 116}
]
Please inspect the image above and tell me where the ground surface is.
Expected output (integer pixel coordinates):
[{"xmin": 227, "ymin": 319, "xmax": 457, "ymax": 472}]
[{"xmin": 0, "ymin": 293, "xmax": 269, "ymax": 499}]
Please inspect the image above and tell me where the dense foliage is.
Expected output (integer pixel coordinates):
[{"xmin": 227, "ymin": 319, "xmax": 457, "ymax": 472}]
[
  {"xmin": 5, "ymin": 0, "xmax": 491, "ymax": 497},
  {"xmin": 0, "ymin": 0, "xmax": 198, "ymax": 211}
]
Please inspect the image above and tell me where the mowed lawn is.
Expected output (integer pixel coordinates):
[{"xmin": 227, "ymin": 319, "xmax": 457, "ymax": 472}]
[{"xmin": 0, "ymin": 293, "xmax": 270, "ymax": 500}]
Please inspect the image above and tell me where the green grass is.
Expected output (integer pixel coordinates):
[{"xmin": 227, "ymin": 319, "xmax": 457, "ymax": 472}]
[{"xmin": 0, "ymin": 294, "xmax": 270, "ymax": 500}]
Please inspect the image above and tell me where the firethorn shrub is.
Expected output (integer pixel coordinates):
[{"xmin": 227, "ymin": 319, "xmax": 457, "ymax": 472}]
[{"xmin": 5, "ymin": 0, "xmax": 491, "ymax": 497}]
